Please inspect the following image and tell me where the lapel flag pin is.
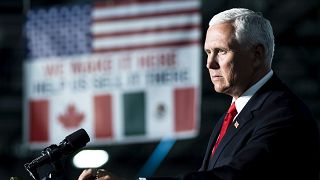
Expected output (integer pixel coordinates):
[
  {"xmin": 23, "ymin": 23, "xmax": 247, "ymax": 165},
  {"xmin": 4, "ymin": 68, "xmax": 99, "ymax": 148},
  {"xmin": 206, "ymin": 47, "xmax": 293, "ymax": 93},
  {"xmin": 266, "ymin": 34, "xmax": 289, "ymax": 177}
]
[{"xmin": 234, "ymin": 121, "xmax": 239, "ymax": 128}]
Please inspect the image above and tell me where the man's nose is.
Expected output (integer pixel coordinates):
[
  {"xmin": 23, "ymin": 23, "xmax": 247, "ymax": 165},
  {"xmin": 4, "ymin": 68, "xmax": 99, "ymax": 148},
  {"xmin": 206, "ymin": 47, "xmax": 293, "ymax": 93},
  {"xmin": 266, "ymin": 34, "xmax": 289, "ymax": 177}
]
[{"xmin": 206, "ymin": 55, "xmax": 219, "ymax": 69}]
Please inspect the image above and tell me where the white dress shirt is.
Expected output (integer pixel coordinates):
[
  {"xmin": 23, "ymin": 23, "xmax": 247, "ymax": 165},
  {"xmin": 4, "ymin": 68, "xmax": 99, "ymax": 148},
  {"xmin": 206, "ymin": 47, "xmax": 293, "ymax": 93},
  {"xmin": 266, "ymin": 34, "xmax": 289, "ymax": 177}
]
[{"xmin": 233, "ymin": 70, "xmax": 273, "ymax": 119}]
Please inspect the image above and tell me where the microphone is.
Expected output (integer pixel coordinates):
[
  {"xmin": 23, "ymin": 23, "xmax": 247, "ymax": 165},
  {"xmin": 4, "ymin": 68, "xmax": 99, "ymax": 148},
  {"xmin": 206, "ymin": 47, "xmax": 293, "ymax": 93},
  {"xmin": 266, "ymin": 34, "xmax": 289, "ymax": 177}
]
[{"xmin": 24, "ymin": 128, "xmax": 90, "ymax": 179}]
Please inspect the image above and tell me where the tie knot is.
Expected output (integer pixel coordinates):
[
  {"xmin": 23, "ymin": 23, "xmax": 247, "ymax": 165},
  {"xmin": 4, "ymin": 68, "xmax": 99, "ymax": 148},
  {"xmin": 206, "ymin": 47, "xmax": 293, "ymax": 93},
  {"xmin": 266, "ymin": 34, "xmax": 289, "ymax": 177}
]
[{"xmin": 227, "ymin": 102, "xmax": 237, "ymax": 116}]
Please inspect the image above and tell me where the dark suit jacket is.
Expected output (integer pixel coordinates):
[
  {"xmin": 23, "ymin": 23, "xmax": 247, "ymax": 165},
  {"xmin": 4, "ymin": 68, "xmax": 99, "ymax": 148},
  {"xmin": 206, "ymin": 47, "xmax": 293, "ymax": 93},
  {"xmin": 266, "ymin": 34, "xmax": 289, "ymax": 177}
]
[{"xmin": 147, "ymin": 75, "xmax": 320, "ymax": 180}]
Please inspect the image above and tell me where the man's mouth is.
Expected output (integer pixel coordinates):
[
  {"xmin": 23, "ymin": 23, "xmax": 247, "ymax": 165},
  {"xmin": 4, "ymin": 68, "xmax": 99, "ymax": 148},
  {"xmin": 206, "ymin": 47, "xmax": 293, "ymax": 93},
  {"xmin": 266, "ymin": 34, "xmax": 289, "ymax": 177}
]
[{"xmin": 211, "ymin": 75, "xmax": 222, "ymax": 80}]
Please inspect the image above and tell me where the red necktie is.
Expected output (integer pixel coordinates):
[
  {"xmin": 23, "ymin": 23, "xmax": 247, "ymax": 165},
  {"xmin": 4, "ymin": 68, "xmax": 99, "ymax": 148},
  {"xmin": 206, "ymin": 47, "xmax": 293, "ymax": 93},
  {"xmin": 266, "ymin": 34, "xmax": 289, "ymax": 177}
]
[{"xmin": 211, "ymin": 102, "xmax": 238, "ymax": 156}]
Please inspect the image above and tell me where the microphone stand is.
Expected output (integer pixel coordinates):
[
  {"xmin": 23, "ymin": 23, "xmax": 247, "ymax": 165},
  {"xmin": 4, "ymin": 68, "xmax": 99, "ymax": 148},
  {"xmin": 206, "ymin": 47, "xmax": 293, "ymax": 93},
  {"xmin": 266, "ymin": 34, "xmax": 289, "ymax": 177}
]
[
  {"xmin": 45, "ymin": 160, "xmax": 63, "ymax": 180},
  {"xmin": 25, "ymin": 159, "xmax": 64, "ymax": 180},
  {"xmin": 24, "ymin": 164, "xmax": 40, "ymax": 180},
  {"xmin": 24, "ymin": 146, "xmax": 65, "ymax": 180}
]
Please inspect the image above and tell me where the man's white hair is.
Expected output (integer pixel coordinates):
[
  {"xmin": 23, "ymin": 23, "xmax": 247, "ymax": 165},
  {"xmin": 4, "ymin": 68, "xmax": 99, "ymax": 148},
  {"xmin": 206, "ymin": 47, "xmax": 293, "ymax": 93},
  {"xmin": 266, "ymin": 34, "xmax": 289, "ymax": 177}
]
[{"xmin": 209, "ymin": 8, "xmax": 275, "ymax": 64}]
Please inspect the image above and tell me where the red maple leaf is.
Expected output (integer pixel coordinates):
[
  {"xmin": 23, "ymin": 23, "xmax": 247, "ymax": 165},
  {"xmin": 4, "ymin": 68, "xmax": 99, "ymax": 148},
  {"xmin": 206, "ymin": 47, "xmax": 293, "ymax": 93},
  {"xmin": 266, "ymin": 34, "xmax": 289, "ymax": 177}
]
[{"xmin": 58, "ymin": 104, "xmax": 85, "ymax": 128}]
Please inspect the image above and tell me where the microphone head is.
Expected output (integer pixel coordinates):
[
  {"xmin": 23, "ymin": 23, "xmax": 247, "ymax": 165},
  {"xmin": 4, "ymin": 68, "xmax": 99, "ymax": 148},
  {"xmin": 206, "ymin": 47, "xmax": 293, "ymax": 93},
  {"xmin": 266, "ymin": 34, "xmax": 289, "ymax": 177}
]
[
  {"xmin": 64, "ymin": 128, "xmax": 90, "ymax": 150},
  {"xmin": 24, "ymin": 128, "xmax": 90, "ymax": 180}
]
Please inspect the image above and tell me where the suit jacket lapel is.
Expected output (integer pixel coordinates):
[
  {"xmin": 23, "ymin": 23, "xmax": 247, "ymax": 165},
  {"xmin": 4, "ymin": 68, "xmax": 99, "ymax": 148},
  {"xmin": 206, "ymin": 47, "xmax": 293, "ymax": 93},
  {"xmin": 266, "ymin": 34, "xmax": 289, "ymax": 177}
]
[
  {"xmin": 207, "ymin": 75, "xmax": 281, "ymax": 169},
  {"xmin": 209, "ymin": 93, "xmax": 269, "ymax": 167},
  {"xmin": 199, "ymin": 115, "xmax": 225, "ymax": 170}
]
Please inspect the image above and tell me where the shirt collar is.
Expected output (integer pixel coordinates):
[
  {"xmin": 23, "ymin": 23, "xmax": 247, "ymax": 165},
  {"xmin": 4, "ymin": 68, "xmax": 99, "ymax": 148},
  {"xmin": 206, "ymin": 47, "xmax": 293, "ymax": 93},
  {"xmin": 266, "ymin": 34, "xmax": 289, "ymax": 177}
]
[{"xmin": 232, "ymin": 70, "xmax": 273, "ymax": 114}]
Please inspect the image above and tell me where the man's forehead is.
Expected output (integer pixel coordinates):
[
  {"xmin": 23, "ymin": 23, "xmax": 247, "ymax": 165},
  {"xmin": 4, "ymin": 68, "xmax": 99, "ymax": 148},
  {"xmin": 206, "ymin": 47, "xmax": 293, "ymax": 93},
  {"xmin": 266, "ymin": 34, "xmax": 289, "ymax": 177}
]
[
  {"xmin": 205, "ymin": 23, "xmax": 235, "ymax": 46},
  {"xmin": 207, "ymin": 22, "xmax": 235, "ymax": 35}
]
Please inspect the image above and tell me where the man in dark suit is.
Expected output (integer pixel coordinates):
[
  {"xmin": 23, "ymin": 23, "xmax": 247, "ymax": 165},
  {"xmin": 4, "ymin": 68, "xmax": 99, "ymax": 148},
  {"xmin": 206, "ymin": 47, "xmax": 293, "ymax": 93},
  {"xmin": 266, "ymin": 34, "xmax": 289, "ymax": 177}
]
[{"xmin": 78, "ymin": 8, "xmax": 320, "ymax": 180}]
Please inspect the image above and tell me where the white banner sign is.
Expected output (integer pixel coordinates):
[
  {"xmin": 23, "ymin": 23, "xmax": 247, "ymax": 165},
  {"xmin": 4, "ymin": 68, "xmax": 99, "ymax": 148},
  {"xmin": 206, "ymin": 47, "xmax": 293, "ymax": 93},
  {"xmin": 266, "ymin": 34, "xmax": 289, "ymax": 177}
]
[{"xmin": 24, "ymin": 0, "xmax": 201, "ymax": 148}]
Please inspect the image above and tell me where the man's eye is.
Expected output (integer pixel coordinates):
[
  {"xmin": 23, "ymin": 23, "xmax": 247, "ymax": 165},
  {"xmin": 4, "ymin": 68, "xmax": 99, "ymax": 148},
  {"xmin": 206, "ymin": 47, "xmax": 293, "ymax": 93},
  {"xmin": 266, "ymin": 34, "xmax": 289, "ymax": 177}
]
[
  {"xmin": 218, "ymin": 49, "xmax": 227, "ymax": 55},
  {"xmin": 205, "ymin": 49, "xmax": 211, "ymax": 55}
]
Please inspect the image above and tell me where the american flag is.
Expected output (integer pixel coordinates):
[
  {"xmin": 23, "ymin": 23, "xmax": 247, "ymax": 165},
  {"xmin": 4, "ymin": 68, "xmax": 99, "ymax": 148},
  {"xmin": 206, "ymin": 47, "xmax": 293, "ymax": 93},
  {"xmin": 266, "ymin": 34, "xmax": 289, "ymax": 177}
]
[{"xmin": 25, "ymin": 0, "xmax": 201, "ymax": 58}]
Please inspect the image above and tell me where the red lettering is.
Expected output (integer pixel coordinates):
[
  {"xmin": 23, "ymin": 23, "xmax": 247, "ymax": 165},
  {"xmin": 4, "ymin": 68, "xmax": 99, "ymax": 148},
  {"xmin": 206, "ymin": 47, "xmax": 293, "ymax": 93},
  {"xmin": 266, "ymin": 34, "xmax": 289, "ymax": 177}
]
[
  {"xmin": 45, "ymin": 64, "xmax": 64, "ymax": 77},
  {"xmin": 138, "ymin": 52, "xmax": 176, "ymax": 69},
  {"xmin": 71, "ymin": 60, "xmax": 112, "ymax": 74}
]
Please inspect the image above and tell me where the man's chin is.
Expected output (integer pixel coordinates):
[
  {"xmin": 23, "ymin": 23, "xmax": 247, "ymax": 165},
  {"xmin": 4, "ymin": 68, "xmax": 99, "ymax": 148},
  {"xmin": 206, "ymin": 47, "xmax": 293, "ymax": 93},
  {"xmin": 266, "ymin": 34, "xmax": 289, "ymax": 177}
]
[
  {"xmin": 213, "ymin": 86, "xmax": 231, "ymax": 95},
  {"xmin": 213, "ymin": 87, "xmax": 225, "ymax": 93}
]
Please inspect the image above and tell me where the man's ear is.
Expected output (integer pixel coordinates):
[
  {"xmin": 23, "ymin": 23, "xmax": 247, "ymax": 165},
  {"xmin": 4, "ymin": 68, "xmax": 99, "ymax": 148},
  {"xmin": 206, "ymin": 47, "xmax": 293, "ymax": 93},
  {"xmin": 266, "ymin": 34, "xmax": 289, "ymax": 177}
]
[{"xmin": 253, "ymin": 44, "xmax": 265, "ymax": 67}]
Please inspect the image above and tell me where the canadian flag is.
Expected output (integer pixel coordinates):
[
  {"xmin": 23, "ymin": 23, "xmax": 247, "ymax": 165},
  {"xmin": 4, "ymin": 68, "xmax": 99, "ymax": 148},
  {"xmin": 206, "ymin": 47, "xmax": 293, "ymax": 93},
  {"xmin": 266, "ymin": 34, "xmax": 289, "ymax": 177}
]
[{"xmin": 28, "ymin": 92, "xmax": 113, "ymax": 147}]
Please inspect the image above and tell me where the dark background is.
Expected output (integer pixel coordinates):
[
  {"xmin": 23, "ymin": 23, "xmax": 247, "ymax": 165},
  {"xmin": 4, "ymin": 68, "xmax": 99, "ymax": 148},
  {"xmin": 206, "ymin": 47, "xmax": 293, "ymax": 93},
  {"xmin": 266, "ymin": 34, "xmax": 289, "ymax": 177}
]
[{"xmin": 1, "ymin": 0, "xmax": 320, "ymax": 179}]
